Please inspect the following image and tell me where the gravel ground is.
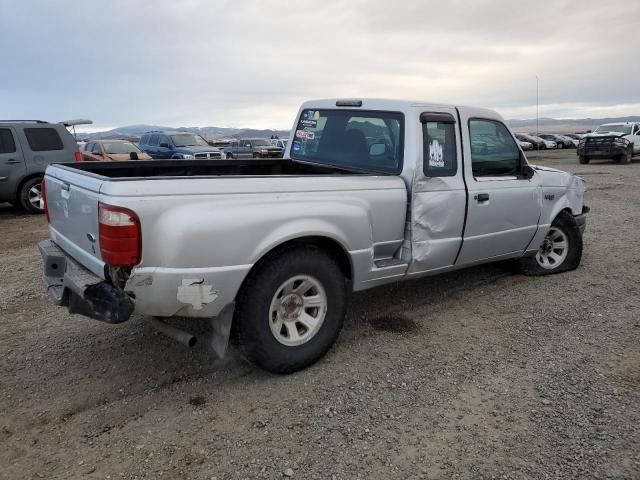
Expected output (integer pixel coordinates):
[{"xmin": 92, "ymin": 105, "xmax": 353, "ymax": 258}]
[{"xmin": 1, "ymin": 149, "xmax": 639, "ymax": 480}]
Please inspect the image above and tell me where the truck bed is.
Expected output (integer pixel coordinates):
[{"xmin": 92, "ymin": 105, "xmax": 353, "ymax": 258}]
[{"xmin": 66, "ymin": 159, "xmax": 367, "ymax": 180}]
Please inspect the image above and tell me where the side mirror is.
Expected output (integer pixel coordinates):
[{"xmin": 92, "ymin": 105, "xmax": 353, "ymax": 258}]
[
  {"xmin": 159, "ymin": 142, "xmax": 170, "ymax": 148},
  {"xmin": 369, "ymin": 143, "xmax": 387, "ymax": 156},
  {"xmin": 521, "ymin": 154, "xmax": 535, "ymax": 180}
]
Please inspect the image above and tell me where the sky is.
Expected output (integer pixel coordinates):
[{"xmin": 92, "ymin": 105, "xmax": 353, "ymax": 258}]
[{"xmin": 1, "ymin": 0, "xmax": 639, "ymax": 132}]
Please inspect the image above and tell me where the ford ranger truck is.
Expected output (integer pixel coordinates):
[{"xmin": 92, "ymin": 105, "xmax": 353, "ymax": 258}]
[
  {"xmin": 39, "ymin": 98, "xmax": 588, "ymax": 374},
  {"xmin": 578, "ymin": 122, "xmax": 640, "ymax": 164}
]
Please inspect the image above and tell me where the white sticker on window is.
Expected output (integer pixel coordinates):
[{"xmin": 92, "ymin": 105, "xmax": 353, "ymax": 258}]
[{"xmin": 429, "ymin": 139, "xmax": 444, "ymax": 168}]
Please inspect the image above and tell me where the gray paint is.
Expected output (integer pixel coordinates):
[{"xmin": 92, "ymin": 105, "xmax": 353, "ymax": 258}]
[{"xmin": 43, "ymin": 98, "xmax": 586, "ymax": 320}]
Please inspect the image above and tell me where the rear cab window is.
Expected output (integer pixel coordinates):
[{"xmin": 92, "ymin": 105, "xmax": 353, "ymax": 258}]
[
  {"xmin": 290, "ymin": 109, "xmax": 404, "ymax": 173},
  {"xmin": 24, "ymin": 128, "xmax": 63, "ymax": 151},
  {"xmin": 422, "ymin": 113, "xmax": 457, "ymax": 177}
]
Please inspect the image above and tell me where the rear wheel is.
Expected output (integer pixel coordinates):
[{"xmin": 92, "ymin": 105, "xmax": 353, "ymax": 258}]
[
  {"xmin": 519, "ymin": 211, "xmax": 582, "ymax": 276},
  {"xmin": 579, "ymin": 155, "xmax": 590, "ymax": 164},
  {"xmin": 234, "ymin": 247, "xmax": 347, "ymax": 373},
  {"xmin": 19, "ymin": 176, "xmax": 45, "ymax": 214},
  {"xmin": 226, "ymin": 153, "xmax": 234, "ymax": 160}
]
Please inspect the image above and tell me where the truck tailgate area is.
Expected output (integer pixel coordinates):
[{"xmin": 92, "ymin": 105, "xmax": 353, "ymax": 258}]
[{"xmin": 45, "ymin": 166, "xmax": 105, "ymax": 278}]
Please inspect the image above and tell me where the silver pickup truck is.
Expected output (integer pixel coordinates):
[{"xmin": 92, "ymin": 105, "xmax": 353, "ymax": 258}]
[{"xmin": 39, "ymin": 98, "xmax": 588, "ymax": 373}]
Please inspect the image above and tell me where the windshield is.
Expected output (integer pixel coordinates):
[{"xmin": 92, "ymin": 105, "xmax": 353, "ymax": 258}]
[
  {"xmin": 290, "ymin": 109, "xmax": 404, "ymax": 173},
  {"xmin": 170, "ymin": 133, "xmax": 209, "ymax": 147},
  {"xmin": 594, "ymin": 124, "xmax": 631, "ymax": 135},
  {"xmin": 102, "ymin": 142, "xmax": 142, "ymax": 154},
  {"xmin": 249, "ymin": 139, "xmax": 271, "ymax": 147}
]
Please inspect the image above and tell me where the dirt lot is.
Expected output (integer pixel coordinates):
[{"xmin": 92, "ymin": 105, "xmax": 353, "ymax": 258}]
[{"xmin": 1, "ymin": 149, "xmax": 639, "ymax": 480}]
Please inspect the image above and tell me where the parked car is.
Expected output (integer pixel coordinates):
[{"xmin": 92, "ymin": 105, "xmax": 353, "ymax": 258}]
[
  {"xmin": 518, "ymin": 140, "xmax": 533, "ymax": 151},
  {"xmin": 515, "ymin": 133, "xmax": 547, "ymax": 150},
  {"xmin": 564, "ymin": 133, "xmax": 584, "ymax": 145},
  {"xmin": 39, "ymin": 98, "xmax": 588, "ymax": 374},
  {"xmin": 0, "ymin": 119, "xmax": 81, "ymax": 213},
  {"xmin": 577, "ymin": 122, "xmax": 640, "ymax": 164},
  {"xmin": 139, "ymin": 131, "xmax": 223, "ymax": 159},
  {"xmin": 539, "ymin": 134, "xmax": 574, "ymax": 149},
  {"xmin": 81, "ymin": 140, "xmax": 152, "ymax": 161},
  {"xmin": 225, "ymin": 138, "xmax": 284, "ymax": 159},
  {"xmin": 270, "ymin": 138, "xmax": 288, "ymax": 150},
  {"xmin": 527, "ymin": 134, "xmax": 557, "ymax": 150}
]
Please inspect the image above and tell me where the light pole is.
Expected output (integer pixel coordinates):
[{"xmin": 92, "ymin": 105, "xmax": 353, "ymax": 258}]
[{"xmin": 536, "ymin": 75, "xmax": 539, "ymax": 160}]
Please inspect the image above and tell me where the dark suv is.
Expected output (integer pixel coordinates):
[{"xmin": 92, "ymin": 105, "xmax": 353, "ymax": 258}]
[
  {"xmin": 224, "ymin": 138, "xmax": 283, "ymax": 159},
  {"xmin": 0, "ymin": 120, "xmax": 80, "ymax": 213},
  {"xmin": 139, "ymin": 131, "xmax": 223, "ymax": 159}
]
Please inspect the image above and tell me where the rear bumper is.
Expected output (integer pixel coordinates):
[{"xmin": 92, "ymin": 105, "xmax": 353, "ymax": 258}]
[{"xmin": 38, "ymin": 240, "xmax": 134, "ymax": 323}]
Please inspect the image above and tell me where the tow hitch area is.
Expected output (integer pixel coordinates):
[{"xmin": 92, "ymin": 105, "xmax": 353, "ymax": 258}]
[{"xmin": 39, "ymin": 239, "xmax": 134, "ymax": 324}]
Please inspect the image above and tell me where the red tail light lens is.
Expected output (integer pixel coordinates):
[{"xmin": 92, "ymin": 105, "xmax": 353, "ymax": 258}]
[
  {"xmin": 42, "ymin": 178, "xmax": 50, "ymax": 223},
  {"xmin": 74, "ymin": 151, "xmax": 83, "ymax": 162},
  {"xmin": 98, "ymin": 203, "xmax": 141, "ymax": 266}
]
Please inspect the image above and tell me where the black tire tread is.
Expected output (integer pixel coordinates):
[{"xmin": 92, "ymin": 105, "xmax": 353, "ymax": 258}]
[
  {"xmin": 234, "ymin": 246, "xmax": 346, "ymax": 374},
  {"xmin": 519, "ymin": 211, "xmax": 583, "ymax": 276}
]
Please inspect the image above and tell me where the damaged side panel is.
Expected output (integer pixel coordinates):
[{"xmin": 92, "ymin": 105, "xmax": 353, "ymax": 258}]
[{"xmin": 125, "ymin": 265, "xmax": 251, "ymax": 318}]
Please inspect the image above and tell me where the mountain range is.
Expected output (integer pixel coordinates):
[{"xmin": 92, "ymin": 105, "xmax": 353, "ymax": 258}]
[
  {"xmin": 77, "ymin": 115, "xmax": 640, "ymax": 140},
  {"xmin": 77, "ymin": 124, "xmax": 290, "ymax": 141}
]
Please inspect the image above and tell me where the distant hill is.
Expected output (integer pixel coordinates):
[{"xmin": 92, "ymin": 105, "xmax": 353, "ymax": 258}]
[
  {"xmin": 506, "ymin": 116, "xmax": 640, "ymax": 134},
  {"xmin": 78, "ymin": 124, "xmax": 290, "ymax": 141}
]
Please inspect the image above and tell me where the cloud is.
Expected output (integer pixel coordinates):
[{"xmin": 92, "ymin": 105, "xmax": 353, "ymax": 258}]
[{"xmin": 1, "ymin": 0, "xmax": 638, "ymax": 129}]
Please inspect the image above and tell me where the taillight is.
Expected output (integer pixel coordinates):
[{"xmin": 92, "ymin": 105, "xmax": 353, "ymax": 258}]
[
  {"xmin": 42, "ymin": 179, "xmax": 50, "ymax": 223},
  {"xmin": 75, "ymin": 151, "xmax": 83, "ymax": 162},
  {"xmin": 98, "ymin": 202, "xmax": 141, "ymax": 266}
]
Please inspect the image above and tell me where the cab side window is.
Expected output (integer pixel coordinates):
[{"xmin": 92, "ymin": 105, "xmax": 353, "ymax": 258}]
[
  {"xmin": 469, "ymin": 119, "xmax": 521, "ymax": 177},
  {"xmin": 422, "ymin": 118, "xmax": 457, "ymax": 176},
  {"xmin": 149, "ymin": 134, "xmax": 159, "ymax": 146},
  {"xmin": 0, "ymin": 129, "xmax": 17, "ymax": 154}
]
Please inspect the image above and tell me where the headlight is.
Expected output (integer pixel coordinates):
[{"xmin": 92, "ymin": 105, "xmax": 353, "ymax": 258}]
[
  {"xmin": 613, "ymin": 137, "xmax": 628, "ymax": 146},
  {"xmin": 182, "ymin": 153, "xmax": 195, "ymax": 159},
  {"xmin": 260, "ymin": 149, "xmax": 268, "ymax": 153}
]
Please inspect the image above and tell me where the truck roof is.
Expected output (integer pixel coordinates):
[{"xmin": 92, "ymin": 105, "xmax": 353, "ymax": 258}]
[{"xmin": 301, "ymin": 98, "xmax": 501, "ymax": 120}]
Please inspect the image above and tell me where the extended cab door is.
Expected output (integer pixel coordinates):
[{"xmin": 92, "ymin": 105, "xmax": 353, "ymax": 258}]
[
  {"xmin": 409, "ymin": 109, "xmax": 467, "ymax": 273},
  {"xmin": 456, "ymin": 113, "xmax": 541, "ymax": 265}
]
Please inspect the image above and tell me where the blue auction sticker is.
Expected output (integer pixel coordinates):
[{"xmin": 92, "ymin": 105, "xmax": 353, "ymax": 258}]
[{"xmin": 292, "ymin": 141, "xmax": 301, "ymax": 152}]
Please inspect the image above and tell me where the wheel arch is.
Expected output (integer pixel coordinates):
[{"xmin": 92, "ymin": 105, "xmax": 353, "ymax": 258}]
[{"xmin": 247, "ymin": 235, "xmax": 353, "ymax": 283}]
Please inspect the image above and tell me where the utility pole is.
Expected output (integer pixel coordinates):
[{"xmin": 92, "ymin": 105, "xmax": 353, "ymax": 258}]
[{"xmin": 536, "ymin": 75, "xmax": 539, "ymax": 160}]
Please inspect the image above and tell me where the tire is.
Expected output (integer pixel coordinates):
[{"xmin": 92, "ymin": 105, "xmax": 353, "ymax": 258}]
[
  {"xmin": 579, "ymin": 155, "xmax": 590, "ymax": 164},
  {"xmin": 226, "ymin": 153, "xmax": 233, "ymax": 160},
  {"xmin": 234, "ymin": 247, "xmax": 347, "ymax": 374},
  {"xmin": 253, "ymin": 153, "xmax": 259, "ymax": 159},
  {"xmin": 18, "ymin": 176, "xmax": 45, "ymax": 214},
  {"xmin": 619, "ymin": 146, "xmax": 632, "ymax": 164},
  {"xmin": 519, "ymin": 211, "xmax": 582, "ymax": 276}
]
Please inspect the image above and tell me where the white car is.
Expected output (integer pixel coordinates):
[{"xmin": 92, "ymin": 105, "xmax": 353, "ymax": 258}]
[{"xmin": 518, "ymin": 140, "xmax": 533, "ymax": 151}]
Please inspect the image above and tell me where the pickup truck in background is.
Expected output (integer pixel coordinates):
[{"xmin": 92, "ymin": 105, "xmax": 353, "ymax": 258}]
[
  {"xmin": 224, "ymin": 138, "xmax": 284, "ymax": 159},
  {"xmin": 577, "ymin": 122, "xmax": 640, "ymax": 164},
  {"xmin": 39, "ymin": 98, "xmax": 588, "ymax": 373}
]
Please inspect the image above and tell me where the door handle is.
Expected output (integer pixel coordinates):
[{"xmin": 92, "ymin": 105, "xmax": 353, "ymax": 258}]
[
  {"xmin": 476, "ymin": 193, "xmax": 490, "ymax": 202},
  {"xmin": 6, "ymin": 159, "xmax": 20, "ymax": 164}
]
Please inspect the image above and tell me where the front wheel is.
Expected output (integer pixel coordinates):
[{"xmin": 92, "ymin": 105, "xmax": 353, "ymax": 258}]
[
  {"xmin": 519, "ymin": 211, "xmax": 583, "ymax": 276},
  {"xmin": 234, "ymin": 247, "xmax": 347, "ymax": 373},
  {"xmin": 579, "ymin": 155, "xmax": 590, "ymax": 164},
  {"xmin": 619, "ymin": 146, "xmax": 632, "ymax": 164},
  {"xmin": 19, "ymin": 176, "xmax": 45, "ymax": 214}
]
